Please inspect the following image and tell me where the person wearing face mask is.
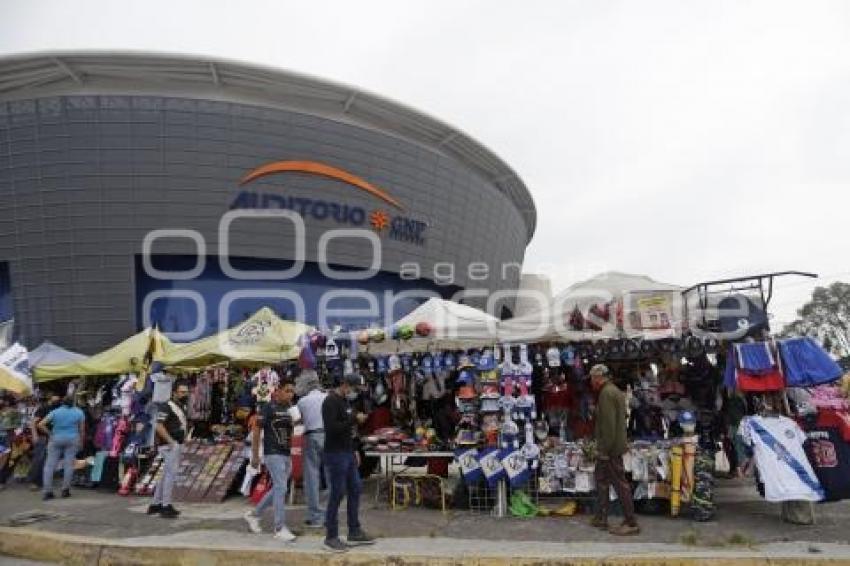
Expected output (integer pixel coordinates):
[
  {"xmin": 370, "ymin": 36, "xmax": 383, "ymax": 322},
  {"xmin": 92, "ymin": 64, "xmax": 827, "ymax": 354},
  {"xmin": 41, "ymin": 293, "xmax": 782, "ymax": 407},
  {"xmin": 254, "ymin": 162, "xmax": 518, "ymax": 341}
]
[
  {"xmin": 38, "ymin": 395, "xmax": 85, "ymax": 500},
  {"xmin": 148, "ymin": 380, "xmax": 190, "ymax": 518},
  {"xmin": 27, "ymin": 394, "xmax": 61, "ymax": 490},
  {"xmin": 321, "ymin": 373, "xmax": 375, "ymax": 553}
]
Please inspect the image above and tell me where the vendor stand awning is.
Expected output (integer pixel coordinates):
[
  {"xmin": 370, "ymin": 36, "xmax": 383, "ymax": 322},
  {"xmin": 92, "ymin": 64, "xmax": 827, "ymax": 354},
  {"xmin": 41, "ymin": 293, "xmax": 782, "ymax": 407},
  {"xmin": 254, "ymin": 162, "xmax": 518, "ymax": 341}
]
[
  {"xmin": 364, "ymin": 298, "xmax": 500, "ymax": 354},
  {"xmin": 498, "ymin": 271, "xmax": 685, "ymax": 343},
  {"xmin": 0, "ymin": 342, "xmax": 33, "ymax": 394},
  {"xmin": 33, "ymin": 327, "xmax": 172, "ymax": 382},
  {"xmin": 162, "ymin": 307, "xmax": 312, "ymax": 368},
  {"xmin": 29, "ymin": 340, "xmax": 88, "ymax": 367}
]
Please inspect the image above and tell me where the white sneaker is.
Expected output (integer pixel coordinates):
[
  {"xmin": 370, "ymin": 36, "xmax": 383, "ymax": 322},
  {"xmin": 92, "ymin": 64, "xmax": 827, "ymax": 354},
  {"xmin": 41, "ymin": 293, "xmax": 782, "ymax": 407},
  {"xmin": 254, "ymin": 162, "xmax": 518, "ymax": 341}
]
[
  {"xmin": 274, "ymin": 527, "xmax": 296, "ymax": 542},
  {"xmin": 243, "ymin": 510, "xmax": 262, "ymax": 534}
]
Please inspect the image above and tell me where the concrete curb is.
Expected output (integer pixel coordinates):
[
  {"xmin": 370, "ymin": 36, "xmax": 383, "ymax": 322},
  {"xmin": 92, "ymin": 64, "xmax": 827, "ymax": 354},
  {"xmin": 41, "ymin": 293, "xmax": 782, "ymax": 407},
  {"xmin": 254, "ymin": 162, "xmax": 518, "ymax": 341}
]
[{"xmin": 2, "ymin": 527, "xmax": 850, "ymax": 566}]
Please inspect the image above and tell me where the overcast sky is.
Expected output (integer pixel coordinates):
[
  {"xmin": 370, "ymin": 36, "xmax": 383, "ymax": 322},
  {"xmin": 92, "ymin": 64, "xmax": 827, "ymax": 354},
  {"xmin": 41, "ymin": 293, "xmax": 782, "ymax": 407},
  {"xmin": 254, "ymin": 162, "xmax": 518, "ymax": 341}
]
[{"xmin": 2, "ymin": 0, "xmax": 848, "ymax": 327}]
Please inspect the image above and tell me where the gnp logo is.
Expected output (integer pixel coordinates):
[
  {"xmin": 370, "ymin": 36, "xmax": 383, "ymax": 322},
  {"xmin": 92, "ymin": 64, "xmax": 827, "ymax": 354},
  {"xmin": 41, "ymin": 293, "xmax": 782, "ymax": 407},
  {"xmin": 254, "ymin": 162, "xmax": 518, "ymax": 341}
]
[{"xmin": 230, "ymin": 160, "xmax": 427, "ymax": 246}]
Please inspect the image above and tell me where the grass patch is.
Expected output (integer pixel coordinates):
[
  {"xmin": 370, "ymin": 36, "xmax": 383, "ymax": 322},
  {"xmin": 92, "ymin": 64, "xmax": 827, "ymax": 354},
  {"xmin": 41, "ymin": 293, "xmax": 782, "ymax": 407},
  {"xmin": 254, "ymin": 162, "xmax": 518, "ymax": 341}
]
[
  {"xmin": 680, "ymin": 531, "xmax": 699, "ymax": 546},
  {"xmin": 727, "ymin": 533, "xmax": 753, "ymax": 546}
]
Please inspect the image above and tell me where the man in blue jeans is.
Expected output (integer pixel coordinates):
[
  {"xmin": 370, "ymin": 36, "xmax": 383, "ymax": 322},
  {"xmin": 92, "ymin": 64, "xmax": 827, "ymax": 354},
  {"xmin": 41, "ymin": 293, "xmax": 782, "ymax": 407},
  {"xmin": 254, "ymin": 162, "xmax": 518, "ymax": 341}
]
[
  {"xmin": 37, "ymin": 396, "xmax": 85, "ymax": 500},
  {"xmin": 244, "ymin": 380, "xmax": 301, "ymax": 542},
  {"xmin": 322, "ymin": 373, "xmax": 375, "ymax": 553},
  {"xmin": 296, "ymin": 369, "xmax": 330, "ymax": 528}
]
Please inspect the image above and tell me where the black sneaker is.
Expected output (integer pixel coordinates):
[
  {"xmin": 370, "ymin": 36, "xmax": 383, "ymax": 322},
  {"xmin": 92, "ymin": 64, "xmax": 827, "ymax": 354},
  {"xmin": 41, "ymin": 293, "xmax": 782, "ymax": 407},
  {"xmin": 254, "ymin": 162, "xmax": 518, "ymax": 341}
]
[
  {"xmin": 42, "ymin": 491, "xmax": 55, "ymax": 501},
  {"xmin": 323, "ymin": 538, "xmax": 348, "ymax": 553},
  {"xmin": 61, "ymin": 489, "xmax": 71, "ymax": 498},
  {"xmin": 347, "ymin": 530, "xmax": 376, "ymax": 545},
  {"xmin": 147, "ymin": 504, "xmax": 162, "ymax": 515},
  {"xmin": 159, "ymin": 505, "xmax": 181, "ymax": 518}
]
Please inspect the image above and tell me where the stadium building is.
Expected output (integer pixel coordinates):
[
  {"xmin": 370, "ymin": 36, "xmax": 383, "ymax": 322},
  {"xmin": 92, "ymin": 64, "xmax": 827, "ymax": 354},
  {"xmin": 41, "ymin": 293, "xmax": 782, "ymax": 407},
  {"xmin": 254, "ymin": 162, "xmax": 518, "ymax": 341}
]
[{"xmin": 0, "ymin": 52, "xmax": 536, "ymax": 352}]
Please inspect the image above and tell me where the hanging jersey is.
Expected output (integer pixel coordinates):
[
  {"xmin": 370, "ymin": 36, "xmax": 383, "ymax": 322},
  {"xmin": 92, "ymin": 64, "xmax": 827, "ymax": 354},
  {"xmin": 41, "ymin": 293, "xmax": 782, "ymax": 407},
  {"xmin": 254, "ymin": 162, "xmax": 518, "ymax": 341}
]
[
  {"xmin": 739, "ymin": 416, "xmax": 824, "ymax": 502},
  {"xmin": 804, "ymin": 428, "xmax": 850, "ymax": 502}
]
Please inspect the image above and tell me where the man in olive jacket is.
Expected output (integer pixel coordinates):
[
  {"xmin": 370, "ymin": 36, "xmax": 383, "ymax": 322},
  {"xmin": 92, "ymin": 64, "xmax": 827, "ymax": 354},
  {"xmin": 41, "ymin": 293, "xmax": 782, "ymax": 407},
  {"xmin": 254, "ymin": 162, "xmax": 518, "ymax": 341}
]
[{"xmin": 590, "ymin": 364, "xmax": 640, "ymax": 535}]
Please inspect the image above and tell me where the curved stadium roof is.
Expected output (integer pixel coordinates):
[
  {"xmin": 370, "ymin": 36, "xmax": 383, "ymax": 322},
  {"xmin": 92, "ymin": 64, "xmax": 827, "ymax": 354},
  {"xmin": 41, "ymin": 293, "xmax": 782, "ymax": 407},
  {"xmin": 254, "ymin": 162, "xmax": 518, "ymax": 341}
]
[{"xmin": 0, "ymin": 51, "xmax": 537, "ymax": 242}]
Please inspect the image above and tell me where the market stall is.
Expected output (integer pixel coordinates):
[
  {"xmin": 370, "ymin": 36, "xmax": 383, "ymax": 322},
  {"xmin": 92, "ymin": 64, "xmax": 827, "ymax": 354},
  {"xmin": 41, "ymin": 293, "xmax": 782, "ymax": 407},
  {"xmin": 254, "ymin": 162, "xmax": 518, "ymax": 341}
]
[{"xmin": 356, "ymin": 298, "xmax": 500, "ymax": 355}]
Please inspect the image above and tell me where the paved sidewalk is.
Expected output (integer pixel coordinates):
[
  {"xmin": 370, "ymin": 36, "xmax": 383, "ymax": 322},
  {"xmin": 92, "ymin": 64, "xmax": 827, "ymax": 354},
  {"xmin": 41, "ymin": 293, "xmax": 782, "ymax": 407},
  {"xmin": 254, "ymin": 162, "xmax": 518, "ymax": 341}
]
[{"xmin": 1, "ymin": 478, "xmax": 850, "ymax": 564}]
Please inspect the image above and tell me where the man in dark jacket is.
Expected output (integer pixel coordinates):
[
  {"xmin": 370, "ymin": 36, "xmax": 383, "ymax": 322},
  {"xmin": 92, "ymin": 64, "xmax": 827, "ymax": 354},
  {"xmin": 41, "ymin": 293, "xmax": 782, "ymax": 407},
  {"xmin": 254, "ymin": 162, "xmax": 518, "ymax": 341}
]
[
  {"xmin": 321, "ymin": 373, "xmax": 375, "ymax": 553},
  {"xmin": 590, "ymin": 364, "xmax": 639, "ymax": 535}
]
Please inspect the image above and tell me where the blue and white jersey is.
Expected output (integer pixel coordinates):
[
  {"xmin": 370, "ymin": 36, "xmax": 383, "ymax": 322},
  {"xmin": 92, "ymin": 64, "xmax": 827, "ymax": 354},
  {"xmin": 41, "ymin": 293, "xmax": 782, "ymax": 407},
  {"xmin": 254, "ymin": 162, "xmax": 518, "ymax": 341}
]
[{"xmin": 740, "ymin": 415, "xmax": 824, "ymax": 502}]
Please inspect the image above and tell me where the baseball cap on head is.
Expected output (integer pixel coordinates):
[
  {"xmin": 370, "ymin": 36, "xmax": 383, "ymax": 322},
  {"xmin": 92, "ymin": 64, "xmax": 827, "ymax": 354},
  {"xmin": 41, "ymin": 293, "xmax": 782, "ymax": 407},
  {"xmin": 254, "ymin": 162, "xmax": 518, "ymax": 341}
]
[{"xmin": 589, "ymin": 364, "xmax": 610, "ymax": 378}]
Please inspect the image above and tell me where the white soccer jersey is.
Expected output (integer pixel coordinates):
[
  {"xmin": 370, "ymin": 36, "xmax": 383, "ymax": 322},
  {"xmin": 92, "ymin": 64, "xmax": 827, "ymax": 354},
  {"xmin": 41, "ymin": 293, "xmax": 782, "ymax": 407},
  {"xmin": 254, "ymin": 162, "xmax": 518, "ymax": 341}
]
[{"xmin": 739, "ymin": 415, "xmax": 824, "ymax": 502}]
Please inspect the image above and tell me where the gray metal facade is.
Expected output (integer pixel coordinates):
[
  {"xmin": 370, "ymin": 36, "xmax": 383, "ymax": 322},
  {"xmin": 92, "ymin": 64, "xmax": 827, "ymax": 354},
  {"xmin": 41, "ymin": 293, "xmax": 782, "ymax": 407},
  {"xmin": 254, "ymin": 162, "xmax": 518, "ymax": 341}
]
[{"xmin": 0, "ymin": 94, "xmax": 532, "ymax": 352}]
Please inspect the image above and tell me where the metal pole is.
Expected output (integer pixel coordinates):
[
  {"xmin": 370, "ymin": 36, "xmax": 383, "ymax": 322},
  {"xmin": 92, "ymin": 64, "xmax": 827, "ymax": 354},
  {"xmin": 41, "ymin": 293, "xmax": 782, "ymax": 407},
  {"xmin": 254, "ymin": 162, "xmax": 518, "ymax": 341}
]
[{"xmin": 494, "ymin": 478, "xmax": 507, "ymax": 518}]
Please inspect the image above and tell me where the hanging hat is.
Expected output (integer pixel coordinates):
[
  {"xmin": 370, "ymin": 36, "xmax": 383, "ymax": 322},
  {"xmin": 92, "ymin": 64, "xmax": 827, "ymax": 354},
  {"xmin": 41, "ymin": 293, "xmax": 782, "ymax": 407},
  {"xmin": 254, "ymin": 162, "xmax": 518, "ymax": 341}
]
[
  {"xmin": 388, "ymin": 354, "xmax": 402, "ymax": 373},
  {"xmin": 624, "ymin": 339, "xmax": 640, "ymax": 356},
  {"xmin": 678, "ymin": 410, "xmax": 696, "ymax": 434},
  {"xmin": 422, "ymin": 355, "xmax": 434, "ymax": 376},
  {"xmin": 640, "ymin": 340, "xmax": 656, "ymax": 355},
  {"xmin": 415, "ymin": 322, "xmax": 432, "ymax": 337},
  {"xmin": 546, "ymin": 347, "xmax": 561, "ymax": 368},
  {"xmin": 560, "ymin": 346, "xmax": 575, "ymax": 365},
  {"xmin": 480, "ymin": 395, "xmax": 501, "ymax": 413},
  {"xmin": 608, "ymin": 340, "xmax": 624, "ymax": 357},
  {"xmin": 376, "ymin": 356, "xmax": 388, "ymax": 374},
  {"xmin": 477, "ymin": 351, "xmax": 497, "ymax": 372},
  {"xmin": 444, "ymin": 352, "xmax": 456, "ymax": 369},
  {"xmin": 457, "ymin": 369, "xmax": 475, "ymax": 386},
  {"xmin": 458, "ymin": 354, "xmax": 475, "ymax": 369},
  {"xmin": 398, "ymin": 325, "xmax": 414, "ymax": 340},
  {"xmin": 457, "ymin": 385, "xmax": 476, "ymax": 400},
  {"xmin": 593, "ymin": 340, "xmax": 609, "ymax": 359}
]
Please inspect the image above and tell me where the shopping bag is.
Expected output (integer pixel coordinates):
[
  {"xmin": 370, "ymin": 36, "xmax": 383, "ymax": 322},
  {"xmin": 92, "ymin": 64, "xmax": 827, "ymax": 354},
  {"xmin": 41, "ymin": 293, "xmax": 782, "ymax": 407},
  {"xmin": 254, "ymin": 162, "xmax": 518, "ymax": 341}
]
[
  {"xmin": 240, "ymin": 464, "xmax": 260, "ymax": 497},
  {"xmin": 714, "ymin": 445, "xmax": 730, "ymax": 475},
  {"xmin": 250, "ymin": 469, "xmax": 271, "ymax": 505}
]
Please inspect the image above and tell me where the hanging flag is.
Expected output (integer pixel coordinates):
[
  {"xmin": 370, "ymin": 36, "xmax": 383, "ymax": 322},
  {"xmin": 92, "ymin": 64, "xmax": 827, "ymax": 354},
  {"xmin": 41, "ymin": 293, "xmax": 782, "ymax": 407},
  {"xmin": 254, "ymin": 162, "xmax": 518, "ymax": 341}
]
[
  {"xmin": 479, "ymin": 447, "xmax": 506, "ymax": 487},
  {"xmin": 0, "ymin": 342, "xmax": 32, "ymax": 394},
  {"xmin": 455, "ymin": 447, "xmax": 483, "ymax": 485}
]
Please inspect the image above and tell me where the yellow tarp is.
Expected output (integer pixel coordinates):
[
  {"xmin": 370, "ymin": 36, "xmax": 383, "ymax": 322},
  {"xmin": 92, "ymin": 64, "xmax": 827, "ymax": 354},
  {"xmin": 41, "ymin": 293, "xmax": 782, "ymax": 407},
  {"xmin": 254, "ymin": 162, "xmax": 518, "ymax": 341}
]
[
  {"xmin": 161, "ymin": 307, "xmax": 312, "ymax": 368},
  {"xmin": 34, "ymin": 328, "xmax": 173, "ymax": 382}
]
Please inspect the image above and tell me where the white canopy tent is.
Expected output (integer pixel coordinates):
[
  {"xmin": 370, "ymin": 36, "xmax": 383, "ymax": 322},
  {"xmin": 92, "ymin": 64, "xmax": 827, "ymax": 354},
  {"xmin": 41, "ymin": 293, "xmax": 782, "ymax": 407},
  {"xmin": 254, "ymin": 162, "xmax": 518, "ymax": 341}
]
[
  {"xmin": 499, "ymin": 271, "xmax": 685, "ymax": 343},
  {"xmin": 363, "ymin": 298, "xmax": 500, "ymax": 354},
  {"xmin": 29, "ymin": 340, "xmax": 88, "ymax": 368}
]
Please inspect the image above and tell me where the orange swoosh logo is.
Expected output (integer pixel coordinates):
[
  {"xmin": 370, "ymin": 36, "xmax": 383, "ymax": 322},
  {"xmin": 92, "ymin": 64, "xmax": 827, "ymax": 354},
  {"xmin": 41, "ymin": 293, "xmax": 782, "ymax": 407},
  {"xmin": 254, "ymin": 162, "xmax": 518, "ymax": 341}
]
[{"xmin": 240, "ymin": 160, "xmax": 404, "ymax": 211}]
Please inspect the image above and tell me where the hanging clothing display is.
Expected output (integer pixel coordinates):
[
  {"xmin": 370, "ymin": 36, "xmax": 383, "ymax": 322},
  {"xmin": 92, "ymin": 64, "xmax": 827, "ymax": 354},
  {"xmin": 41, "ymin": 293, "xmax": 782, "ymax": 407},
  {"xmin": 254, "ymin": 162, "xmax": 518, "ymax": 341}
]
[
  {"xmin": 778, "ymin": 337, "xmax": 842, "ymax": 387},
  {"xmin": 804, "ymin": 428, "xmax": 850, "ymax": 502},
  {"xmin": 735, "ymin": 343, "xmax": 775, "ymax": 373},
  {"xmin": 724, "ymin": 344, "xmax": 785, "ymax": 393},
  {"xmin": 739, "ymin": 415, "xmax": 824, "ymax": 502}
]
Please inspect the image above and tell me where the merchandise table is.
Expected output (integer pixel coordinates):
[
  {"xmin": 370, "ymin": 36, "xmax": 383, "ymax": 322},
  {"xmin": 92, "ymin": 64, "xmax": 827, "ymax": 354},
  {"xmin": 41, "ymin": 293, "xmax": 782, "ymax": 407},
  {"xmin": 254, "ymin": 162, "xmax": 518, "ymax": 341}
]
[{"xmin": 364, "ymin": 451, "xmax": 454, "ymax": 505}]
